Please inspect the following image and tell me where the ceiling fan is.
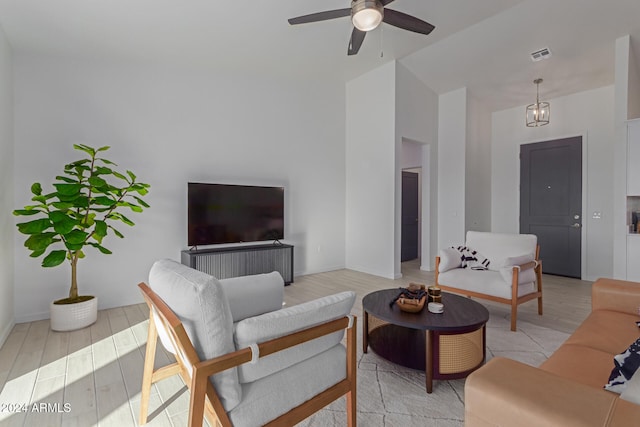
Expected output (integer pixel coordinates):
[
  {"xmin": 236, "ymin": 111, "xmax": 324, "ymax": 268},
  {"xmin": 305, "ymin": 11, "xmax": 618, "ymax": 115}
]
[{"xmin": 288, "ymin": 0, "xmax": 435, "ymax": 56}]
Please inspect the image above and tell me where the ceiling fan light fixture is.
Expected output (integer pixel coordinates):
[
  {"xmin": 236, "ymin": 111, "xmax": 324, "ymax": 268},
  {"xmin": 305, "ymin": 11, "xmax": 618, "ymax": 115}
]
[
  {"xmin": 526, "ymin": 78, "xmax": 550, "ymax": 127},
  {"xmin": 351, "ymin": 0, "xmax": 383, "ymax": 32}
]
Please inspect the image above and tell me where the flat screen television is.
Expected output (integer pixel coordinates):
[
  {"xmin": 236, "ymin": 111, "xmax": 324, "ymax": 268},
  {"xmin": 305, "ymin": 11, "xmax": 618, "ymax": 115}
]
[{"xmin": 188, "ymin": 182, "xmax": 284, "ymax": 246}]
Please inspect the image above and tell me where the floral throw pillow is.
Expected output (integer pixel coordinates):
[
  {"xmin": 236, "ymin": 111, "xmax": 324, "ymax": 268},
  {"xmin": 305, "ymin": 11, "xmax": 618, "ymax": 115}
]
[{"xmin": 605, "ymin": 337, "xmax": 640, "ymax": 393}]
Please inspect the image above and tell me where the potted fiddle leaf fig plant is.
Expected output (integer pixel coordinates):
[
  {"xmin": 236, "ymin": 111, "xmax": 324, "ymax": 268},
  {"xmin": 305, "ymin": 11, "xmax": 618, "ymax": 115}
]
[{"xmin": 13, "ymin": 144, "xmax": 150, "ymax": 331}]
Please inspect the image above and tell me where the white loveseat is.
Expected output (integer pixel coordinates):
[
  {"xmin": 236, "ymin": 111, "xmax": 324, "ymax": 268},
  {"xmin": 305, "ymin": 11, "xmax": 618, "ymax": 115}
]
[{"xmin": 435, "ymin": 231, "xmax": 543, "ymax": 331}]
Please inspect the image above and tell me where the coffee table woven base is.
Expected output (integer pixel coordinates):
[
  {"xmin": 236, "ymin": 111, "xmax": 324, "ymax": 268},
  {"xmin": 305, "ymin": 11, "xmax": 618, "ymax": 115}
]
[{"xmin": 363, "ymin": 289, "xmax": 489, "ymax": 393}]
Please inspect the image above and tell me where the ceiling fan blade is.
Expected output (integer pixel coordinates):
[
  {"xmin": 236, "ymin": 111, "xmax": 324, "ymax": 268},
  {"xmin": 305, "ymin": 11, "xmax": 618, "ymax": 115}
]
[
  {"xmin": 348, "ymin": 28, "xmax": 366, "ymax": 56},
  {"xmin": 380, "ymin": 0, "xmax": 396, "ymax": 5},
  {"xmin": 382, "ymin": 8, "xmax": 435, "ymax": 35},
  {"xmin": 288, "ymin": 8, "xmax": 351, "ymax": 25}
]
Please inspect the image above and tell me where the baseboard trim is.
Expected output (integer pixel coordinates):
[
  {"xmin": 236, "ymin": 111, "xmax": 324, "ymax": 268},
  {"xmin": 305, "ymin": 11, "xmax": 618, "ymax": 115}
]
[{"xmin": 0, "ymin": 319, "xmax": 15, "ymax": 348}]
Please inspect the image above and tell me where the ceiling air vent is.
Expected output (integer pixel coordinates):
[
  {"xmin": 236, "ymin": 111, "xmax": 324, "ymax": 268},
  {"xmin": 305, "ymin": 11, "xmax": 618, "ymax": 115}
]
[{"xmin": 530, "ymin": 47, "xmax": 552, "ymax": 62}]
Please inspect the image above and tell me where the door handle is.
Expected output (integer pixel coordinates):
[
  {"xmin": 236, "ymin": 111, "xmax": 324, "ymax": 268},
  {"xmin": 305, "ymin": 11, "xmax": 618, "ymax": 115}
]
[{"xmin": 571, "ymin": 223, "xmax": 581, "ymax": 228}]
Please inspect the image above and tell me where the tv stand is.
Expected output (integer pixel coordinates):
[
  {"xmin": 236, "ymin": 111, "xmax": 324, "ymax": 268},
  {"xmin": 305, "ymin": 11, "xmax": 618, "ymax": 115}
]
[{"xmin": 181, "ymin": 243, "xmax": 294, "ymax": 285}]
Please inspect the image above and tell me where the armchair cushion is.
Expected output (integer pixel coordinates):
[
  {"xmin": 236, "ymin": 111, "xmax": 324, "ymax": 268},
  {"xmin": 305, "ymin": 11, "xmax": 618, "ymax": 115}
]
[
  {"xmin": 466, "ymin": 231, "xmax": 537, "ymax": 271},
  {"xmin": 234, "ymin": 291, "xmax": 356, "ymax": 383},
  {"xmin": 219, "ymin": 272, "xmax": 284, "ymax": 322},
  {"xmin": 148, "ymin": 259, "xmax": 242, "ymax": 411},
  {"xmin": 437, "ymin": 269, "xmax": 536, "ymax": 300},
  {"xmin": 499, "ymin": 253, "xmax": 537, "ymax": 285},
  {"xmin": 229, "ymin": 345, "xmax": 346, "ymax": 427}
]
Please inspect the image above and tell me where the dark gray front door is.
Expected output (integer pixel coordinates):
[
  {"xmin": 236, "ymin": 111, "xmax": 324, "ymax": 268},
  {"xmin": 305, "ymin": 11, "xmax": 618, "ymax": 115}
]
[
  {"xmin": 520, "ymin": 137, "xmax": 582, "ymax": 278},
  {"xmin": 401, "ymin": 171, "xmax": 419, "ymax": 262}
]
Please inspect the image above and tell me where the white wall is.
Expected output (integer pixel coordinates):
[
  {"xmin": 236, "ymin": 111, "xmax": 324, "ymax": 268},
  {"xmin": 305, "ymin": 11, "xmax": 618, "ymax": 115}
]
[
  {"xmin": 0, "ymin": 24, "xmax": 14, "ymax": 344},
  {"xmin": 628, "ymin": 41, "xmax": 640, "ymax": 120},
  {"xmin": 492, "ymin": 85, "xmax": 615, "ymax": 281},
  {"xmin": 614, "ymin": 35, "xmax": 632, "ymax": 278},
  {"xmin": 345, "ymin": 61, "xmax": 396, "ymax": 279},
  {"xmin": 437, "ymin": 88, "xmax": 467, "ymax": 249},
  {"xmin": 395, "ymin": 62, "xmax": 439, "ymax": 272},
  {"xmin": 400, "ymin": 140, "xmax": 422, "ymax": 169},
  {"xmin": 465, "ymin": 94, "xmax": 492, "ymax": 232},
  {"xmin": 13, "ymin": 54, "xmax": 347, "ymax": 322}
]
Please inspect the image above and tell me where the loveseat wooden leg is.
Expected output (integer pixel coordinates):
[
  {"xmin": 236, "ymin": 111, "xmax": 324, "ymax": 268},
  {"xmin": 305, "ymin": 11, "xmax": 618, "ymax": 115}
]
[
  {"xmin": 538, "ymin": 296, "xmax": 543, "ymax": 315},
  {"xmin": 510, "ymin": 303, "xmax": 517, "ymax": 332}
]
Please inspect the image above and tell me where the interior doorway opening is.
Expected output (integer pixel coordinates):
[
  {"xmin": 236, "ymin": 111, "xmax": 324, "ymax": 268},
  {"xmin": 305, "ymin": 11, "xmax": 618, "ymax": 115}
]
[
  {"xmin": 401, "ymin": 169, "xmax": 421, "ymax": 262},
  {"xmin": 397, "ymin": 137, "xmax": 433, "ymax": 277}
]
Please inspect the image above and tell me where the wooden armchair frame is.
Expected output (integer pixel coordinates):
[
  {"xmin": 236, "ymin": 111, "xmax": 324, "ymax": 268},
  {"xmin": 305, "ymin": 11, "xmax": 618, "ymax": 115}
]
[
  {"xmin": 138, "ymin": 282, "xmax": 357, "ymax": 427},
  {"xmin": 435, "ymin": 246, "xmax": 543, "ymax": 332}
]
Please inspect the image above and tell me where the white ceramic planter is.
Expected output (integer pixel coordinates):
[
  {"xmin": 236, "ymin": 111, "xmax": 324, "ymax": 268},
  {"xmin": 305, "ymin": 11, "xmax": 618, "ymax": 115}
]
[{"xmin": 50, "ymin": 296, "xmax": 98, "ymax": 331}]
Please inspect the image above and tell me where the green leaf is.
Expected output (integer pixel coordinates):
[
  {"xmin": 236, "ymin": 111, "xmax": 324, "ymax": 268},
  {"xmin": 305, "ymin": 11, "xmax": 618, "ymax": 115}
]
[
  {"xmin": 94, "ymin": 220, "xmax": 107, "ymax": 238},
  {"xmin": 95, "ymin": 166, "xmax": 112, "ymax": 175},
  {"xmin": 126, "ymin": 170, "xmax": 136, "ymax": 182},
  {"xmin": 55, "ymin": 175, "xmax": 78, "ymax": 184},
  {"xmin": 42, "ymin": 250, "xmax": 67, "ymax": 267},
  {"xmin": 53, "ymin": 183, "xmax": 82, "ymax": 196},
  {"xmin": 17, "ymin": 218, "xmax": 51, "ymax": 234},
  {"xmin": 64, "ymin": 243, "xmax": 84, "ymax": 251},
  {"xmin": 30, "ymin": 249, "xmax": 46, "ymax": 258},
  {"xmin": 93, "ymin": 196, "xmax": 116, "ymax": 207},
  {"xmin": 80, "ymin": 213, "xmax": 95, "ymax": 228},
  {"xmin": 134, "ymin": 186, "xmax": 149, "ymax": 196},
  {"xmin": 77, "ymin": 250, "xmax": 86, "ymax": 259},
  {"xmin": 133, "ymin": 196, "xmax": 150, "ymax": 208},
  {"xmin": 51, "ymin": 201, "xmax": 74, "ymax": 210},
  {"xmin": 31, "ymin": 183, "xmax": 42, "ymax": 196},
  {"xmin": 24, "ymin": 233, "xmax": 58, "ymax": 251},
  {"xmin": 13, "ymin": 209, "xmax": 41, "ymax": 216},
  {"xmin": 31, "ymin": 195, "xmax": 47, "ymax": 203},
  {"xmin": 88, "ymin": 176, "xmax": 107, "ymax": 188},
  {"xmin": 51, "ymin": 217, "xmax": 76, "ymax": 235},
  {"xmin": 66, "ymin": 159, "xmax": 91, "ymax": 167},
  {"xmin": 62, "ymin": 195, "xmax": 88, "ymax": 208},
  {"xmin": 64, "ymin": 229, "xmax": 88, "ymax": 244},
  {"xmin": 112, "ymin": 170, "xmax": 127, "ymax": 180},
  {"xmin": 97, "ymin": 158, "xmax": 116, "ymax": 166},
  {"xmin": 96, "ymin": 146, "xmax": 110, "ymax": 152},
  {"xmin": 117, "ymin": 201, "xmax": 144, "ymax": 213},
  {"xmin": 73, "ymin": 144, "xmax": 96, "ymax": 156},
  {"xmin": 49, "ymin": 210, "xmax": 71, "ymax": 222},
  {"xmin": 89, "ymin": 242, "xmax": 112, "ymax": 254},
  {"xmin": 110, "ymin": 212, "xmax": 134, "ymax": 226},
  {"xmin": 108, "ymin": 225, "xmax": 124, "ymax": 238}
]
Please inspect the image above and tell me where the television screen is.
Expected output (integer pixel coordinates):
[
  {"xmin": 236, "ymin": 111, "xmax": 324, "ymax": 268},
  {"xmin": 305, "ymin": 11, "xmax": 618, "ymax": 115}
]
[{"xmin": 188, "ymin": 183, "xmax": 284, "ymax": 246}]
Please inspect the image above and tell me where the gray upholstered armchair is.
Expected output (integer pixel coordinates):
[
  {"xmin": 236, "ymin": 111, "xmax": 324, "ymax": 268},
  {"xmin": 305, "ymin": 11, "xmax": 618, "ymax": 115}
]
[{"xmin": 138, "ymin": 259, "xmax": 357, "ymax": 427}]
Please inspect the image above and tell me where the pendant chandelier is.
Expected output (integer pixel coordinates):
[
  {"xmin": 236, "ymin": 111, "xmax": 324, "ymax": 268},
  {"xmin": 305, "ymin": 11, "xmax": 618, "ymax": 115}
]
[{"xmin": 526, "ymin": 78, "xmax": 550, "ymax": 127}]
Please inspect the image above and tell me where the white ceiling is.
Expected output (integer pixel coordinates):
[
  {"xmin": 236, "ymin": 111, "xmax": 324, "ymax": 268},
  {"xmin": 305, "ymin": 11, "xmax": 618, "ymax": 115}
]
[{"xmin": 0, "ymin": 0, "xmax": 638, "ymax": 111}]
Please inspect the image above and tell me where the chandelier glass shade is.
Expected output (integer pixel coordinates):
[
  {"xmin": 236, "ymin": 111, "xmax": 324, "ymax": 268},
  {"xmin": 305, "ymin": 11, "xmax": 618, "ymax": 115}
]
[
  {"xmin": 352, "ymin": 0, "xmax": 384, "ymax": 32},
  {"xmin": 526, "ymin": 78, "xmax": 550, "ymax": 127}
]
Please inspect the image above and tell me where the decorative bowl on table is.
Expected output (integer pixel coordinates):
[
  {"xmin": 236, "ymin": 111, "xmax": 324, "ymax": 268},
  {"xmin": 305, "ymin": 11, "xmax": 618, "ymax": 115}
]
[
  {"xmin": 395, "ymin": 282, "xmax": 427, "ymax": 313},
  {"xmin": 397, "ymin": 295, "xmax": 427, "ymax": 313}
]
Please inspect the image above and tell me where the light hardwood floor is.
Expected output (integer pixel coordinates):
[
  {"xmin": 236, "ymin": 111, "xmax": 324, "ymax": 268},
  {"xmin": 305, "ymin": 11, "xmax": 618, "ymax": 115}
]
[{"xmin": 0, "ymin": 262, "xmax": 594, "ymax": 426}]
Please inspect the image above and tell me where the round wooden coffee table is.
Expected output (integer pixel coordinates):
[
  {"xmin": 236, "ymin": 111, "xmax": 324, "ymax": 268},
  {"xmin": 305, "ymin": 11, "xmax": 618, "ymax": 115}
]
[{"xmin": 362, "ymin": 288, "xmax": 489, "ymax": 393}]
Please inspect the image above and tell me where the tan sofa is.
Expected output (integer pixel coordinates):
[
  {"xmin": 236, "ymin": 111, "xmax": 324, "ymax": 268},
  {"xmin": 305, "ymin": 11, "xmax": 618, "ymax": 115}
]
[{"xmin": 465, "ymin": 278, "xmax": 640, "ymax": 426}]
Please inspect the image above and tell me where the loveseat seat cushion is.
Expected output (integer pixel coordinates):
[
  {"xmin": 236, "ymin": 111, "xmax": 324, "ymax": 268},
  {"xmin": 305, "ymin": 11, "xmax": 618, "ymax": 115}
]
[
  {"xmin": 233, "ymin": 291, "xmax": 356, "ymax": 383},
  {"xmin": 466, "ymin": 357, "xmax": 625, "ymax": 427},
  {"xmin": 148, "ymin": 259, "xmax": 242, "ymax": 411},
  {"xmin": 437, "ymin": 269, "xmax": 536, "ymax": 300},
  {"xmin": 563, "ymin": 310, "xmax": 640, "ymax": 355},
  {"xmin": 540, "ymin": 343, "xmax": 614, "ymax": 389}
]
